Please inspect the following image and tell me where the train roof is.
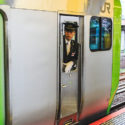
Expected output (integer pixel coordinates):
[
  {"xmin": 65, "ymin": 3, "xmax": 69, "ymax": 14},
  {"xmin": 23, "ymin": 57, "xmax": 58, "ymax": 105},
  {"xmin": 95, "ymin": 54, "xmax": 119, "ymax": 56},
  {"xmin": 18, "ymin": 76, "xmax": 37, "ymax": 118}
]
[{"xmin": 1, "ymin": 0, "xmax": 113, "ymax": 17}]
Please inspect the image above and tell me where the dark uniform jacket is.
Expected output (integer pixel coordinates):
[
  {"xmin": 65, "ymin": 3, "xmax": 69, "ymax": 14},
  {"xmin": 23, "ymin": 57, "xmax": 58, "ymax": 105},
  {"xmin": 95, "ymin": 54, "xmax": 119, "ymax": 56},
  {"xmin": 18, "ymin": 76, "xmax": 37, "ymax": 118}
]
[{"xmin": 63, "ymin": 36, "xmax": 79, "ymax": 71}]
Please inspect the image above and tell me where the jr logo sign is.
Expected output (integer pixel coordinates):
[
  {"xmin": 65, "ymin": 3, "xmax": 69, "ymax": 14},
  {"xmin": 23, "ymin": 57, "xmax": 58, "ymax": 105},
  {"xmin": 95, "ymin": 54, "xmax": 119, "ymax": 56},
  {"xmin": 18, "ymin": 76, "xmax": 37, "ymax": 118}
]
[{"xmin": 101, "ymin": 2, "xmax": 111, "ymax": 14}]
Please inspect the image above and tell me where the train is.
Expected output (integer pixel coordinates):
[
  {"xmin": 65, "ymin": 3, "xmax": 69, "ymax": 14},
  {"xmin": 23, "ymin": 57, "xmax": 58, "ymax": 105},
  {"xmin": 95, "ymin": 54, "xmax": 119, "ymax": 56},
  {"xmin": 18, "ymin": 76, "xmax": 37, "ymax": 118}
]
[{"xmin": 0, "ymin": 0, "xmax": 122, "ymax": 125}]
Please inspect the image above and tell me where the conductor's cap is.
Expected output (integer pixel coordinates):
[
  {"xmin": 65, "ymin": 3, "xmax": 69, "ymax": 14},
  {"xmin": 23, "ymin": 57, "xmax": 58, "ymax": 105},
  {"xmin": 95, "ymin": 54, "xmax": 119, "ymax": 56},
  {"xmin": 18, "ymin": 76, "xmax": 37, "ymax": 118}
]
[{"xmin": 64, "ymin": 22, "xmax": 79, "ymax": 32}]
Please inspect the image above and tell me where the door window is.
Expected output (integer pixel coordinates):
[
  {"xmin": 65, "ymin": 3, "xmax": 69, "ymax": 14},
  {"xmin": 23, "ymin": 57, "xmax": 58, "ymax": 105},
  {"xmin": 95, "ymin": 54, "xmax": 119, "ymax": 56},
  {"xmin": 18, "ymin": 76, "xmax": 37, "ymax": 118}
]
[
  {"xmin": 101, "ymin": 18, "xmax": 112, "ymax": 50},
  {"xmin": 90, "ymin": 16, "xmax": 112, "ymax": 51},
  {"xmin": 90, "ymin": 17, "xmax": 100, "ymax": 51}
]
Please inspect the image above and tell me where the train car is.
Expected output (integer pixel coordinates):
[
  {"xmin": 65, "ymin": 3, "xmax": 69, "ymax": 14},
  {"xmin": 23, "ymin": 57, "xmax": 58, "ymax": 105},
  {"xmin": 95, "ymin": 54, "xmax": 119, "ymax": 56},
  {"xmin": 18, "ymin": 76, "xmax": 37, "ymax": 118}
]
[{"xmin": 0, "ymin": 0, "xmax": 121, "ymax": 125}]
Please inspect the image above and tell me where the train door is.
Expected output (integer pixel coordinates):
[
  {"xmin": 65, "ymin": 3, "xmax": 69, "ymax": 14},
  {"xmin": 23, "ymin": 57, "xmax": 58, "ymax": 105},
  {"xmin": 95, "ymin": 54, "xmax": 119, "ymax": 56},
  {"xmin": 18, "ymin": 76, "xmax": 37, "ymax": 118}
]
[
  {"xmin": 0, "ymin": 13, "xmax": 5, "ymax": 125},
  {"xmin": 58, "ymin": 15, "xmax": 83, "ymax": 124}
]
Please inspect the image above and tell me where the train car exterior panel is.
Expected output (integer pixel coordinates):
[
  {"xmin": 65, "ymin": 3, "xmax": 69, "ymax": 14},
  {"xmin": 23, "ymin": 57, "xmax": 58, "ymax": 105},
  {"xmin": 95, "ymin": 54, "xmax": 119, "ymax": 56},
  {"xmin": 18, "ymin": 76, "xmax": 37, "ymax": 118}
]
[
  {"xmin": 0, "ymin": 10, "xmax": 5, "ymax": 125},
  {"xmin": 8, "ymin": 9, "xmax": 58, "ymax": 125},
  {"xmin": 79, "ymin": 15, "xmax": 112, "ymax": 120},
  {"xmin": 0, "ymin": 0, "xmax": 121, "ymax": 124},
  {"xmin": 107, "ymin": 0, "xmax": 122, "ymax": 113},
  {"xmin": 2, "ymin": 0, "xmax": 113, "ymax": 17}
]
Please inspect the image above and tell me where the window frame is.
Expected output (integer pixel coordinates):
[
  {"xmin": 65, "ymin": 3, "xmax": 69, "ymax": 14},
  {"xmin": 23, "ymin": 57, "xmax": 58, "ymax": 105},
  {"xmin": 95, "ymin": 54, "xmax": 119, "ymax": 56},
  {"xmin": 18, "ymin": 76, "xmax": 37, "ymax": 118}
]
[{"xmin": 89, "ymin": 16, "xmax": 112, "ymax": 52}]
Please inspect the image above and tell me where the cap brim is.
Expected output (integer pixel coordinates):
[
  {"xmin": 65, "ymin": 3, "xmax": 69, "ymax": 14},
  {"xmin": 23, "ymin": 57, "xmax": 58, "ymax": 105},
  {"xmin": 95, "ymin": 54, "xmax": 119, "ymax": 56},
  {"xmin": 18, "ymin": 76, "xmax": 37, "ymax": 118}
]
[{"xmin": 65, "ymin": 28, "xmax": 76, "ymax": 32}]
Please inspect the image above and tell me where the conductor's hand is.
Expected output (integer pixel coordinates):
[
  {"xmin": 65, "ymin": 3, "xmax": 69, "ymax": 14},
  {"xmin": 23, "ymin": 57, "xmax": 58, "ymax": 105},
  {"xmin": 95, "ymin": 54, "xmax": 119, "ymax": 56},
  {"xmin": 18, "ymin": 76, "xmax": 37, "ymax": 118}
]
[{"xmin": 64, "ymin": 61, "xmax": 73, "ymax": 73}]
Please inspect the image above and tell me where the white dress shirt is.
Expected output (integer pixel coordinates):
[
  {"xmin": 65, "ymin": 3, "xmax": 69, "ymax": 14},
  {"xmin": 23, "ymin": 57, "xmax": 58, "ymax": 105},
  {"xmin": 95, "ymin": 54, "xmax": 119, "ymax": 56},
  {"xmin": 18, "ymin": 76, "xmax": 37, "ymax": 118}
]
[{"xmin": 65, "ymin": 39, "xmax": 71, "ymax": 55}]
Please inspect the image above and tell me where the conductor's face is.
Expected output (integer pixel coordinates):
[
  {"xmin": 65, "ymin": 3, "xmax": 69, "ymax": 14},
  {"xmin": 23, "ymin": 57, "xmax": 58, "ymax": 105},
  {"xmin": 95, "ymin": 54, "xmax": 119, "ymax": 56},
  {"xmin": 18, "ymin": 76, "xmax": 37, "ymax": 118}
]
[{"xmin": 65, "ymin": 31, "xmax": 75, "ymax": 41}]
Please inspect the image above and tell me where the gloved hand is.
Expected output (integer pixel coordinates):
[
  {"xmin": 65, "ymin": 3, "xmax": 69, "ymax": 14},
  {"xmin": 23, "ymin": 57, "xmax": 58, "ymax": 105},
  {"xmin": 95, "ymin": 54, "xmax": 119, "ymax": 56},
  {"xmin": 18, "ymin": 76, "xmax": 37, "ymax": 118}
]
[{"xmin": 64, "ymin": 61, "xmax": 73, "ymax": 73}]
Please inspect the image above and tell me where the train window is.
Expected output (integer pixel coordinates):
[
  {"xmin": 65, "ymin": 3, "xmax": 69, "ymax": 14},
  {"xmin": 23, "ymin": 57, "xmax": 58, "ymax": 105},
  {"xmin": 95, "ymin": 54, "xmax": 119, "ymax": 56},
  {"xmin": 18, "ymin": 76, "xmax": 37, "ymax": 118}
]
[
  {"xmin": 90, "ymin": 17, "xmax": 112, "ymax": 51},
  {"xmin": 90, "ymin": 17, "xmax": 100, "ymax": 51},
  {"xmin": 101, "ymin": 18, "xmax": 112, "ymax": 50}
]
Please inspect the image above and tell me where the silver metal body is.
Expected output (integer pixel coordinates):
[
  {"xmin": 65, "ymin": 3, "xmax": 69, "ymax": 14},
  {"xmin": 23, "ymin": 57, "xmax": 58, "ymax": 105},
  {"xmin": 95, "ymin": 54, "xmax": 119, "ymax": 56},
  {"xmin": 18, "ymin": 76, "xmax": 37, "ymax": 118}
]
[
  {"xmin": 79, "ymin": 15, "xmax": 112, "ymax": 120},
  {"xmin": 8, "ymin": 9, "xmax": 57, "ymax": 125},
  {"xmin": 0, "ymin": 4, "xmax": 112, "ymax": 125}
]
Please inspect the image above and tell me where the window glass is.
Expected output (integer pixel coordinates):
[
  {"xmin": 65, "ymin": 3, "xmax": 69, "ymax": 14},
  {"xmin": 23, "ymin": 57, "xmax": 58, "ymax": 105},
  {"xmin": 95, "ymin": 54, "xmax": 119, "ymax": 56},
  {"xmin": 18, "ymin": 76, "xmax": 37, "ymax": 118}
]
[
  {"xmin": 101, "ymin": 18, "xmax": 112, "ymax": 50},
  {"xmin": 90, "ymin": 17, "xmax": 100, "ymax": 51},
  {"xmin": 90, "ymin": 17, "xmax": 112, "ymax": 51}
]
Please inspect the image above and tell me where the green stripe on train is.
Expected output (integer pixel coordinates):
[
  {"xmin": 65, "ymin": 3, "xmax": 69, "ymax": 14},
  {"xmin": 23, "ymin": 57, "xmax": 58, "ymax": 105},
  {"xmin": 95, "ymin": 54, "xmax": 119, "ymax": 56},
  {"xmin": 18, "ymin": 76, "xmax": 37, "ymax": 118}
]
[
  {"xmin": 107, "ymin": 0, "xmax": 121, "ymax": 114},
  {"xmin": 0, "ymin": 14, "xmax": 5, "ymax": 125},
  {"xmin": 0, "ymin": 0, "xmax": 5, "ymax": 4}
]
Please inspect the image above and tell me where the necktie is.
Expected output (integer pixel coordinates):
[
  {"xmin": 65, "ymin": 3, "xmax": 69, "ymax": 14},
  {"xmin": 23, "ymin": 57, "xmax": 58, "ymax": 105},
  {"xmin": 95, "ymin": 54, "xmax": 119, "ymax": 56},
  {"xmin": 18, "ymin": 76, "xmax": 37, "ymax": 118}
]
[{"xmin": 66, "ymin": 42, "xmax": 71, "ymax": 55}]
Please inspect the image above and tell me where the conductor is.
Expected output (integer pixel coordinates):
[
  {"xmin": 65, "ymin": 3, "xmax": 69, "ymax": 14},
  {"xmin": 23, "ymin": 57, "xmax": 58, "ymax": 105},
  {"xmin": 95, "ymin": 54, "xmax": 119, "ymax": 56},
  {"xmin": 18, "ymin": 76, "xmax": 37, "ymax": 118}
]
[{"xmin": 63, "ymin": 22, "xmax": 79, "ymax": 73}]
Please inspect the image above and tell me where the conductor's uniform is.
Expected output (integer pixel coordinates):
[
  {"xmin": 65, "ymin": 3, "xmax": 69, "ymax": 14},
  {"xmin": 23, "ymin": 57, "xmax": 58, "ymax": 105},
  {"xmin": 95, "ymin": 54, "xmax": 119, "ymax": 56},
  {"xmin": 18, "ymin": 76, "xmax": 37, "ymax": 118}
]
[
  {"xmin": 63, "ymin": 37, "xmax": 79, "ymax": 71},
  {"xmin": 62, "ymin": 21, "xmax": 79, "ymax": 73}
]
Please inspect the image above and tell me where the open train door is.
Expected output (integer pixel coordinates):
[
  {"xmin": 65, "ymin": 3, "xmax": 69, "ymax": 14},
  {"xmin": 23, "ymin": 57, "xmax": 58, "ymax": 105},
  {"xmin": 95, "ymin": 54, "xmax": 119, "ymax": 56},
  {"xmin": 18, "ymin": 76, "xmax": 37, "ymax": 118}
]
[
  {"xmin": 58, "ymin": 15, "xmax": 84, "ymax": 125},
  {"xmin": 0, "ymin": 12, "xmax": 5, "ymax": 125}
]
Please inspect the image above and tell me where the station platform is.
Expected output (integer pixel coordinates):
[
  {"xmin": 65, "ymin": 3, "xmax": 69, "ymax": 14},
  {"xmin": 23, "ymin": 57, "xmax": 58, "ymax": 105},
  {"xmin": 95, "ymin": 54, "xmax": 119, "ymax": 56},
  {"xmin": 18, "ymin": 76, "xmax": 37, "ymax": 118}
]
[{"xmin": 89, "ymin": 107, "xmax": 125, "ymax": 125}]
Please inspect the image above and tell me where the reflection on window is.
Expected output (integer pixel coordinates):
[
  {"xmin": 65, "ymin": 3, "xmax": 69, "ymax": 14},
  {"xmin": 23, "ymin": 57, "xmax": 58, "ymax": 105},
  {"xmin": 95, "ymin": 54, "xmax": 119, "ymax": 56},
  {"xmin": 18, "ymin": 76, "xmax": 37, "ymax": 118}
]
[
  {"xmin": 101, "ymin": 18, "xmax": 112, "ymax": 50},
  {"xmin": 90, "ymin": 17, "xmax": 112, "ymax": 51},
  {"xmin": 90, "ymin": 17, "xmax": 100, "ymax": 50}
]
